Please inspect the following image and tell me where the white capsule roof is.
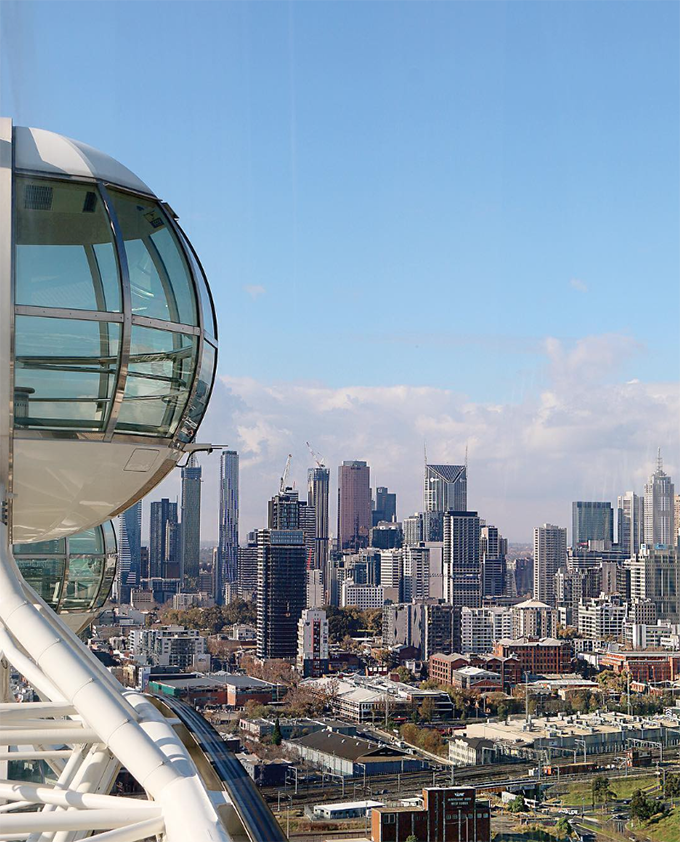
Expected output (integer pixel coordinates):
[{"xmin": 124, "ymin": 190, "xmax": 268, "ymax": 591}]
[{"xmin": 13, "ymin": 126, "xmax": 153, "ymax": 195}]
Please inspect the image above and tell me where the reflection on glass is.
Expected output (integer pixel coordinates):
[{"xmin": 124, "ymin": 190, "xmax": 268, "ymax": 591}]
[
  {"xmin": 116, "ymin": 325, "xmax": 197, "ymax": 436},
  {"xmin": 179, "ymin": 342, "xmax": 216, "ymax": 443},
  {"xmin": 109, "ymin": 190, "xmax": 197, "ymax": 325},
  {"xmin": 13, "ymin": 523, "xmax": 117, "ymax": 614},
  {"xmin": 61, "ymin": 556, "xmax": 104, "ymax": 611},
  {"xmin": 14, "ymin": 316, "xmax": 120, "ymax": 430},
  {"xmin": 15, "ymin": 177, "xmax": 121, "ymax": 311},
  {"xmin": 178, "ymin": 228, "xmax": 217, "ymax": 338},
  {"xmin": 15, "ymin": 558, "xmax": 65, "ymax": 606}
]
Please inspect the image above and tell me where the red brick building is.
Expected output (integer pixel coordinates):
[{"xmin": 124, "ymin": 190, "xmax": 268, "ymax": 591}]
[
  {"xmin": 492, "ymin": 638, "xmax": 574, "ymax": 674},
  {"xmin": 429, "ymin": 652, "xmax": 522, "ymax": 689},
  {"xmin": 600, "ymin": 651, "xmax": 680, "ymax": 684},
  {"xmin": 372, "ymin": 787, "xmax": 491, "ymax": 842}
]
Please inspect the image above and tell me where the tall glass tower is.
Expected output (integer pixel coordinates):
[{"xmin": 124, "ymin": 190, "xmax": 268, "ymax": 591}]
[
  {"xmin": 180, "ymin": 454, "xmax": 202, "ymax": 582},
  {"xmin": 217, "ymin": 450, "xmax": 239, "ymax": 603},
  {"xmin": 644, "ymin": 449, "xmax": 676, "ymax": 547},
  {"xmin": 118, "ymin": 500, "xmax": 142, "ymax": 602}
]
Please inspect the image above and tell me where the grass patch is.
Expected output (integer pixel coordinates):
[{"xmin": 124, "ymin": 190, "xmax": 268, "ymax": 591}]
[
  {"xmin": 638, "ymin": 808, "xmax": 680, "ymax": 842},
  {"xmin": 557, "ymin": 775, "xmax": 657, "ymax": 807}
]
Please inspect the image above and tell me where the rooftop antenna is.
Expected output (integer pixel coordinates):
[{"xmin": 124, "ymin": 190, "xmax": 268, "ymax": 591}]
[
  {"xmin": 465, "ymin": 443, "xmax": 469, "ymax": 471},
  {"xmin": 657, "ymin": 447, "xmax": 663, "ymax": 473},
  {"xmin": 424, "ymin": 441, "xmax": 428, "ymax": 467}
]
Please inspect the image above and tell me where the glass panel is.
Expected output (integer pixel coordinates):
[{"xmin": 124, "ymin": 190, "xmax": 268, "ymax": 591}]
[
  {"xmin": 61, "ymin": 556, "xmax": 104, "ymax": 611},
  {"xmin": 15, "ymin": 177, "xmax": 121, "ymax": 311},
  {"xmin": 15, "ymin": 558, "xmax": 65, "ymax": 609},
  {"xmin": 14, "ymin": 538, "xmax": 66, "ymax": 556},
  {"xmin": 116, "ymin": 325, "xmax": 197, "ymax": 436},
  {"xmin": 178, "ymin": 228, "xmax": 217, "ymax": 339},
  {"xmin": 68, "ymin": 527, "xmax": 103, "ymax": 555},
  {"xmin": 94, "ymin": 553, "xmax": 117, "ymax": 609},
  {"xmin": 109, "ymin": 190, "xmax": 197, "ymax": 325},
  {"xmin": 101, "ymin": 520, "xmax": 117, "ymax": 554},
  {"xmin": 178, "ymin": 341, "xmax": 216, "ymax": 443},
  {"xmin": 14, "ymin": 317, "xmax": 120, "ymax": 430}
]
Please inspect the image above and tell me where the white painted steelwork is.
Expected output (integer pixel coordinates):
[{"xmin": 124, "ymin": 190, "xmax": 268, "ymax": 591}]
[{"xmin": 0, "ymin": 119, "xmax": 255, "ymax": 842}]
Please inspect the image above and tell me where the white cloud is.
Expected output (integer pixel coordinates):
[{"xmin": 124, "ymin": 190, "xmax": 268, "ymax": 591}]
[
  {"xmin": 152, "ymin": 333, "xmax": 679, "ymax": 543},
  {"xmin": 243, "ymin": 284, "xmax": 266, "ymax": 299},
  {"xmin": 569, "ymin": 278, "xmax": 588, "ymax": 293}
]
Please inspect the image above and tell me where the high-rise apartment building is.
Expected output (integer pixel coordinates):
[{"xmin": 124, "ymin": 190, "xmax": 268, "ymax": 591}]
[
  {"xmin": 627, "ymin": 545, "xmax": 680, "ymax": 622},
  {"xmin": 617, "ymin": 492, "xmax": 644, "ymax": 557},
  {"xmin": 380, "ymin": 549, "xmax": 403, "ymax": 594},
  {"xmin": 237, "ymin": 531, "xmax": 258, "ymax": 602},
  {"xmin": 337, "ymin": 461, "xmax": 371, "ymax": 551},
  {"xmin": 217, "ymin": 451, "xmax": 239, "ymax": 604},
  {"xmin": 403, "ymin": 513, "xmax": 424, "ymax": 546},
  {"xmin": 443, "ymin": 511, "xmax": 481, "ymax": 608},
  {"xmin": 180, "ymin": 455, "xmax": 202, "ymax": 582},
  {"xmin": 117, "ymin": 501, "xmax": 142, "ymax": 603},
  {"xmin": 256, "ymin": 528, "xmax": 307, "ymax": 660},
  {"xmin": 307, "ymin": 466, "xmax": 330, "ymax": 572},
  {"xmin": 403, "ymin": 543, "xmax": 430, "ymax": 602},
  {"xmin": 675, "ymin": 495, "xmax": 680, "ymax": 545},
  {"xmin": 424, "ymin": 464, "xmax": 467, "ymax": 512},
  {"xmin": 373, "ymin": 486, "xmax": 397, "ymax": 525},
  {"xmin": 382, "ymin": 601, "xmax": 455, "ymax": 659},
  {"xmin": 572, "ymin": 501, "xmax": 613, "ymax": 546},
  {"xmin": 644, "ymin": 450, "xmax": 675, "ymax": 547},
  {"xmin": 533, "ymin": 524, "xmax": 567, "ymax": 606},
  {"xmin": 150, "ymin": 499, "xmax": 179, "ymax": 579},
  {"xmin": 480, "ymin": 524, "xmax": 507, "ymax": 598},
  {"xmin": 296, "ymin": 608, "xmax": 329, "ymax": 677}
]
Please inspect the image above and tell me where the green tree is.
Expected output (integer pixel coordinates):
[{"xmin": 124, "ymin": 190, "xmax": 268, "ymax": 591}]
[
  {"xmin": 395, "ymin": 666, "xmax": 413, "ymax": 683},
  {"xmin": 271, "ymin": 717, "xmax": 282, "ymax": 746},
  {"xmin": 419, "ymin": 696, "xmax": 436, "ymax": 722},
  {"xmin": 630, "ymin": 789, "xmax": 662, "ymax": 823},
  {"xmin": 405, "ymin": 836, "xmax": 418, "ymax": 842},
  {"xmin": 508, "ymin": 795, "xmax": 527, "ymax": 813},
  {"xmin": 591, "ymin": 776, "xmax": 613, "ymax": 807},
  {"xmin": 664, "ymin": 773, "xmax": 680, "ymax": 798},
  {"xmin": 555, "ymin": 817, "xmax": 572, "ymax": 837}
]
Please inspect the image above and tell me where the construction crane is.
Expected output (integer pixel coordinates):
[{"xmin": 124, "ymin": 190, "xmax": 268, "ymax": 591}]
[
  {"xmin": 280, "ymin": 453, "xmax": 293, "ymax": 493},
  {"xmin": 306, "ymin": 441, "xmax": 326, "ymax": 468}
]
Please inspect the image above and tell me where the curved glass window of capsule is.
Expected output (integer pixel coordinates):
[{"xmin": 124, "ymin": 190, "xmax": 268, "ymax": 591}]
[
  {"xmin": 108, "ymin": 189, "xmax": 197, "ymax": 326},
  {"xmin": 116, "ymin": 325, "xmax": 198, "ymax": 436},
  {"xmin": 14, "ymin": 316, "xmax": 121, "ymax": 430},
  {"xmin": 15, "ymin": 177, "xmax": 121, "ymax": 312}
]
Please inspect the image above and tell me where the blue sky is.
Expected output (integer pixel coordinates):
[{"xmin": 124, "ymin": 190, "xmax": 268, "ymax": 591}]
[{"xmin": 2, "ymin": 1, "xmax": 678, "ymax": 540}]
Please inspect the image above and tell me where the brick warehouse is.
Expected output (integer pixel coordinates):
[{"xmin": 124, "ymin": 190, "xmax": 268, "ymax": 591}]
[{"xmin": 371, "ymin": 787, "xmax": 491, "ymax": 842}]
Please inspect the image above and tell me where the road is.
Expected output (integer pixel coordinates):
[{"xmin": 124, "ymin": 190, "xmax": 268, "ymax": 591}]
[{"xmin": 156, "ymin": 694, "xmax": 287, "ymax": 842}]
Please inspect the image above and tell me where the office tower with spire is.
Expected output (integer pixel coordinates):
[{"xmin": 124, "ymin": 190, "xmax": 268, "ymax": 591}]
[
  {"xmin": 572, "ymin": 501, "xmax": 614, "ymax": 546},
  {"xmin": 180, "ymin": 455, "xmax": 202, "ymax": 582},
  {"xmin": 644, "ymin": 450, "xmax": 675, "ymax": 547},
  {"xmin": 617, "ymin": 491, "xmax": 644, "ymax": 556},
  {"xmin": 424, "ymin": 463, "xmax": 467, "ymax": 512},
  {"xmin": 150, "ymin": 498, "xmax": 179, "ymax": 579},
  {"xmin": 217, "ymin": 450, "xmax": 239, "ymax": 605},
  {"xmin": 533, "ymin": 523, "xmax": 567, "ymax": 605},
  {"xmin": 117, "ymin": 501, "xmax": 142, "ymax": 603},
  {"xmin": 337, "ymin": 461, "xmax": 372, "ymax": 551}
]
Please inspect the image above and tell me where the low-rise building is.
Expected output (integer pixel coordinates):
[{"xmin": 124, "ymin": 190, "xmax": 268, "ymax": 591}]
[
  {"xmin": 313, "ymin": 800, "xmax": 384, "ymax": 820},
  {"xmin": 236, "ymin": 753, "xmax": 290, "ymax": 787},
  {"xmin": 429, "ymin": 652, "xmax": 522, "ymax": 690},
  {"xmin": 449, "ymin": 666, "xmax": 502, "ymax": 692},
  {"xmin": 492, "ymin": 638, "xmax": 573, "ymax": 674},
  {"xmin": 286, "ymin": 730, "xmax": 424, "ymax": 777},
  {"xmin": 148, "ymin": 672, "xmax": 278, "ymax": 708},
  {"xmin": 449, "ymin": 736, "xmax": 498, "ymax": 766},
  {"xmin": 372, "ymin": 787, "xmax": 491, "ymax": 842},
  {"xmin": 511, "ymin": 599, "xmax": 557, "ymax": 639}
]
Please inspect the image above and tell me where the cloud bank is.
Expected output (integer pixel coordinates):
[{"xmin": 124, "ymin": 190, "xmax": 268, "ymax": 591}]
[{"xmin": 153, "ymin": 333, "xmax": 679, "ymax": 543}]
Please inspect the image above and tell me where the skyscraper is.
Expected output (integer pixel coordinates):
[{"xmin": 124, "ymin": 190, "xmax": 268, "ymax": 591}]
[
  {"xmin": 150, "ymin": 499, "xmax": 179, "ymax": 579},
  {"xmin": 533, "ymin": 524, "xmax": 567, "ymax": 606},
  {"xmin": 307, "ymin": 466, "xmax": 330, "ymax": 572},
  {"xmin": 443, "ymin": 511, "xmax": 481, "ymax": 608},
  {"xmin": 117, "ymin": 501, "xmax": 142, "ymax": 603},
  {"xmin": 373, "ymin": 486, "xmax": 397, "ymax": 525},
  {"xmin": 337, "ymin": 461, "xmax": 371, "ymax": 551},
  {"xmin": 217, "ymin": 450, "xmax": 239, "ymax": 604},
  {"xmin": 572, "ymin": 501, "xmax": 614, "ymax": 546},
  {"xmin": 617, "ymin": 492, "xmax": 644, "ymax": 556},
  {"xmin": 180, "ymin": 455, "xmax": 202, "ymax": 582},
  {"xmin": 237, "ymin": 531, "xmax": 258, "ymax": 602},
  {"xmin": 256, "ymin": 528, "xmax": 307, "ymax": 659},
  {"xmin": 644, "ymin": 450, "xmax": 675, "ymax": 547},
  {"xmin": 480, "ymin": 523, "xmax": 507, "ymax": 598},
  {"xmin": 424, "ymin": 464, "xmax": 467, "ymax": 512}
]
